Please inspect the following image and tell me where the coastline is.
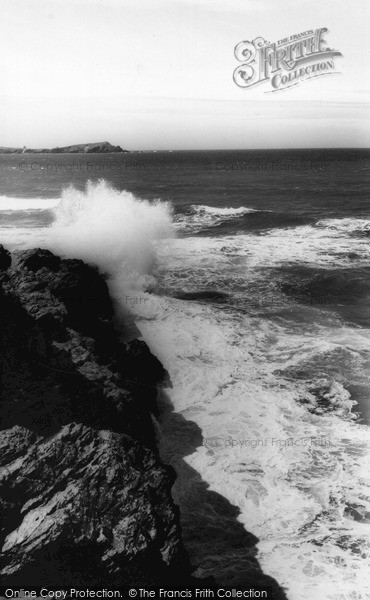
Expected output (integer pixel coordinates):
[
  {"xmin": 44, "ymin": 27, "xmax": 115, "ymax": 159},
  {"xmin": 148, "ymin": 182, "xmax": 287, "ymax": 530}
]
[
  {"xmin": 0, "ymin": 246, "xmax": 189, "ymax": 585},
  {"xmin": 0, "ymin": 244, "xmax": 289, "ymax": 596},
  {"xmin": 0, "ymin": 142, "xmax": 127, "ymax": 154}
]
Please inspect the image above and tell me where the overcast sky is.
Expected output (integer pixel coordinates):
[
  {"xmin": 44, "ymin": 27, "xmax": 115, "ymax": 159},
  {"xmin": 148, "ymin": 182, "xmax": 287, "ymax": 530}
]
[{"xmin": 0, "ymin": 0, "xmax": 369, "ymax": 149}]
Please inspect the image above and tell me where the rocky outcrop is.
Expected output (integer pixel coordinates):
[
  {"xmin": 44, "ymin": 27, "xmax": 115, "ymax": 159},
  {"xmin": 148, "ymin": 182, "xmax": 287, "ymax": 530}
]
[
  {"xmin": 0, "ymin": 142, "xmax": 127, "ymax": 154},
  {"xmin": 0, "ymin": 248, "xmax": 189, "ymax": 585},
  {"xmin": 48, "ymin": 142, "xmax": 127, "ymax": 154},
  {"xmin": 0, "ymin": 245, "xmax": 11, "ymax": 271}
]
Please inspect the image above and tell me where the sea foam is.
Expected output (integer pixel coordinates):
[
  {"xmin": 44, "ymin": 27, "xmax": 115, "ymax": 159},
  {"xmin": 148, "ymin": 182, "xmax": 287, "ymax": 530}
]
[{"xmin": 46, "ymin": 180, "xmax": 174, "ymax": 290}]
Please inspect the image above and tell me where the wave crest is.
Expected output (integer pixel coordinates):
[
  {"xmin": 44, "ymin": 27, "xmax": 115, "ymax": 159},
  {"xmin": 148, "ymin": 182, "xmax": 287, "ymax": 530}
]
[
  {"xmin": 192, "ymin": 205, "xmax": 257, "ymax": 217},
  {"xmin": 47, "ymin": 180, "xmax": 173, "ymax": 288},
  {"xmin": 0, "ymin": 196, "xmax": 59, "ymax": 211},
  {"xmin": 316, "ymin": 217, "xmax": 370, "ymax": 236}
]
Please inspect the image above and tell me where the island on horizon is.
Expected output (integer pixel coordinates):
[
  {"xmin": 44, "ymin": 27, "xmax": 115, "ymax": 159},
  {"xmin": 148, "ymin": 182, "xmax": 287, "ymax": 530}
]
[{"xmin": 0, "ymin": 141, "xmax": 127, "ymax": 154}]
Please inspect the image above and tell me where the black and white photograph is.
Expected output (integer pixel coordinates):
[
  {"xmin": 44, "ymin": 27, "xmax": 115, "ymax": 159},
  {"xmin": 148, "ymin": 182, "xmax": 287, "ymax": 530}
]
[{"xmin": 0, "ymin": 1, "xmax": 369, "ymax": 598}]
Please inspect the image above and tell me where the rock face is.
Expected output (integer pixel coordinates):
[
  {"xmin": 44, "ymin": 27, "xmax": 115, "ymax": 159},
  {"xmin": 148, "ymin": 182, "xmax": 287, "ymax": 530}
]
[
  {"xmin": 0, "ymin": 245, "xmax": 11, "ymax": 271},
  {"xmin": 0, "ymin": 248, "xmax": 189, "ymax": 585},
  {"xmin": 0, "ymin": 142, "xmax": 127, "ymax": 154}
]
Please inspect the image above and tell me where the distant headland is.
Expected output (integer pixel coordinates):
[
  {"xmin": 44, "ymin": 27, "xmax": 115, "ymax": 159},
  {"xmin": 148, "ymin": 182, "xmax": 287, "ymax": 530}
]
[{"xmin": 0, "ymin": 141, "xmax": 127, "ymax": 154}]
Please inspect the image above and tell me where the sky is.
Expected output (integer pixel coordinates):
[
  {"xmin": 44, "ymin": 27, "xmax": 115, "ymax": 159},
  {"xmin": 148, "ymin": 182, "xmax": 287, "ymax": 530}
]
[{"xmin": 0, "ymin": 0, "xmax": 369, "ymax": 150}]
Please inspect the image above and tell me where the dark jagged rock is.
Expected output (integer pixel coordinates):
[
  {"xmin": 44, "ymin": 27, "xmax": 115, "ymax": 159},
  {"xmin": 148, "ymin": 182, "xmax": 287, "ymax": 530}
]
[
  {"xmin": 16, "ymin": 248, "xmax": 61, "ymax": 272},
  {"xmin": 0, "ymin": 245, "xmax": 11, "ymax": 271},
  {"xmin": 0, "ymin": 246, "xmax": 190, "ymax": 585},
  {"xmin": 0, "ymin": 424, "xmax": 185, "ymax": 585}
]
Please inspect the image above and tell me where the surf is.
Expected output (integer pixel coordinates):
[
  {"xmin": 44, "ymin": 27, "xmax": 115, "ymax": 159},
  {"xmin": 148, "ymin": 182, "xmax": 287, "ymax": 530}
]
[{"xmin": 1, "ymin": 178, "xmax": 369, "ymax": 600}]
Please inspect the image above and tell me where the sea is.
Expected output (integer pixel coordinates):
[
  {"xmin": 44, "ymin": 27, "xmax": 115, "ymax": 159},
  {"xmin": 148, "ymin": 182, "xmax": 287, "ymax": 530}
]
[{"xmin": 0, "ymin": 149, "xmax": 369, "ymax": 599}]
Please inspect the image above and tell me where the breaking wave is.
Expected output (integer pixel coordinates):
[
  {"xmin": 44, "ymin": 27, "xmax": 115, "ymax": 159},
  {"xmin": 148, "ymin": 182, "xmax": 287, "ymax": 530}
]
[
  {"xmin": 0, "ymin": 196, "xmax": 60, "ymax": 211},
  {"xmin": 46, "ymin": 180, "xmax": 174, "ymax": 290}
]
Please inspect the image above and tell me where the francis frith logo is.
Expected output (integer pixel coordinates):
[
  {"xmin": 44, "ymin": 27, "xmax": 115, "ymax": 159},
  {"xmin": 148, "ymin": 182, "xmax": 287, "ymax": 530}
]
[{"xmin": 233, "ymin": 28, "xmax": 342, "ymax": 92}]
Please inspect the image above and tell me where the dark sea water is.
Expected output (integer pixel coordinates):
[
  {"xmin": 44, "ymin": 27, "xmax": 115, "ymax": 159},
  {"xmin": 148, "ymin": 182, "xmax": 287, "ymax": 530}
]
[{"xmin": 1, "ymin": 149, "xmax": 369, "ymax": 599}]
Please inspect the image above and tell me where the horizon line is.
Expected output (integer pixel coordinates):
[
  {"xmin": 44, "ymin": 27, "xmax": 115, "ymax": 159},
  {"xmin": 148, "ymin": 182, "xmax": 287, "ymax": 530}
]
[{"xmin": 2, "ymin": 146, "xmax": 369, "ymax": 153}]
